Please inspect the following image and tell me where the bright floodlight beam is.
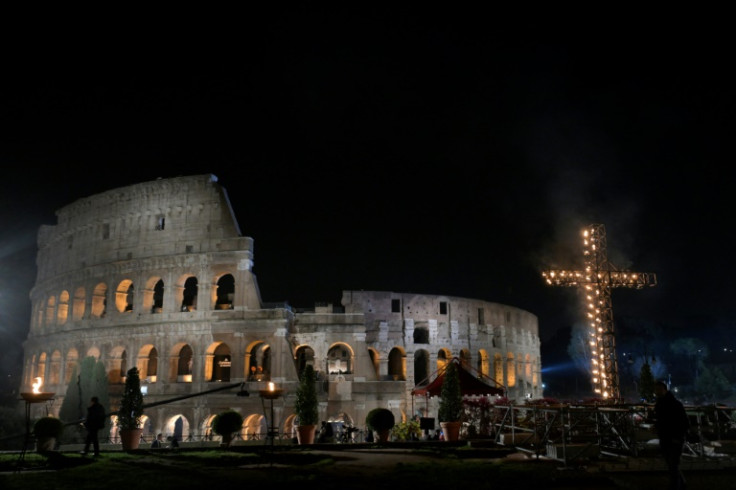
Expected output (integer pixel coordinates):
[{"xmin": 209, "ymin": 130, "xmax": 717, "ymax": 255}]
[{"xmin": 541, "ymin": 224, "xmax": 657, "ymax": 401}]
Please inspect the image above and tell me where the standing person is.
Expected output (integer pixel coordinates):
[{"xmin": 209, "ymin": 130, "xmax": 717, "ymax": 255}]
[
  {"xmin": 654, "ymin": 380, "xmax": 689, "ymax": 490},
  {"xmin": 82, "ymin": 396, "xmax": 106, "ymax": 457},
  {"xmin": 151, "ymin": 433, "xmax": 164, "ymax": 448}
]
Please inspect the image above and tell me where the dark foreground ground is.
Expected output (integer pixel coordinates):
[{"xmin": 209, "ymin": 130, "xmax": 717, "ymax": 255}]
[{"xmin": 3, "ymin": 443, "xmax": 736, "ymax": 489}]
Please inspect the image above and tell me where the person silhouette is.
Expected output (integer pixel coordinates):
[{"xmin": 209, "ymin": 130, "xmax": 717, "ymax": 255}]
[
  {"xmin": 82, "ymin": 396, "xmax": 106, "ymax": 457},
  {"xmin": 654, "ymin": 380, "xmax": 689, "ymax": 490}
]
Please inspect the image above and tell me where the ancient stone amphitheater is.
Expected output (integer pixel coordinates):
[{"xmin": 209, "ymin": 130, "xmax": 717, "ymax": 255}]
[{"xmin": 21, "ymin": 174, "xmax": 541, "ymax": 443}]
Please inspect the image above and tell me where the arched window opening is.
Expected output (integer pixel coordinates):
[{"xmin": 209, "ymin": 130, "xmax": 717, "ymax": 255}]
[
  {"xmin": 58, "ymin": 291, "xmax": 70, "ymax": 325},
  {"xmin": 65, "ymin": 349, "xmax": 79, "ymax": 384},
  {"xmin": 115, "ymin": 280, "xmax": 134, "ymax": 313},
  {"xmin": 295, "ymin": 346, "xmax": 315, "ymax": 380},
  {"xmin": 210, "ymin": 343, "xmax": 231, "ymax": 382},
  {"xmin": 181, "ymin": 277, "xmax": 198, "ymax": 311},
  {"xmin": 36, "ymin": 352, "xmax": 47, "ymax": 384},
  {"xmin": 215, "ymin": 274, "xmax": 235, "ymax": 309},
  {"xmin": 138, "ymin": 345, "xmax": 158, "ymax": 382},
  {"xmin": 327, "ymin": 344, "xmax": 352, "ymax": 375},
  {"xmin": 73, "ymin": 287, "xmax": 85, "ymax": 321},
  {"xmin": 177, "ymin": 345, "xmax": 193, "ymax": 382},
  {"xmin": 49, "ymin": 350, "xmax": 62, "ymax": 385},
  {"xmin": 388, "ymin": 348, "xmax": 405, "ymax": 381},
  {"xmin": 506, "ymin": 353, "xmax": 516, "ymax": 387},
  {"xmin": 413, "ymin": 327, "xmax": 429, "ymax": 344},
  {"xmin": 45, "ymin": 297, "xmax": 56, "ymax": 327},
  {"xmin": 436, "ymin": 349, "xmax": 451, "ymax": 373},
  {"xmin": 414, "ymin": 350, "xmax": 430, "ymax": 386},
  {"xmin": 92, "ymin": 283, "xmax": 107, "ymax": 318},
  {"xmin": 368, "ymin": 349, "xmax": 380, "ymax": 379}
]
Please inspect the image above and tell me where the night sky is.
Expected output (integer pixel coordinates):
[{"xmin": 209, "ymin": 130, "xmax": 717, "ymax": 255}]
[{"xmin": 1, "ymin": 11, "xmax": 734, "ymax": 399}]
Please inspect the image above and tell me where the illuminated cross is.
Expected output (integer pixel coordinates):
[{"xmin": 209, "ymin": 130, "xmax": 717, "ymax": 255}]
[{"xmin": 542, "ymin": 224, "xmax": 657, "ymax": 401}]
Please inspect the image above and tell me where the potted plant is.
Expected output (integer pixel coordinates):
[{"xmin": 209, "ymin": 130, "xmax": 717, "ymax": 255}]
[
  {"xmin": 212, "ymin": 410, "xmax": 244, "ymax": 448},
  {"xmin": 33, "ymin": 416, "xmax": 64, "ymax": 452},
  {"xmin": 117, "ymin": 366, "xmax": 144, "ymax": 450},
  {"xmin": 365, "ymin": 407, "xmax": 395, "ymax": 443},
  {"xmin": 293, "ymin": 364, "xmax": 319, "ymax": 444},
  {"xmin": 438, "ymin": 359, "xmax": 463, "ymax": 441}
]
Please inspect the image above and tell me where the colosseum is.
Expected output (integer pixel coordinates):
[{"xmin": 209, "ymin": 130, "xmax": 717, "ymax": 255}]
[{"xmin": 21, "ymin": 173, "xmax": 542, "ymax": 443}]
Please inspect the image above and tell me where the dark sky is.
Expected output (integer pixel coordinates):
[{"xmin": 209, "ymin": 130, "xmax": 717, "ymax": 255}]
[{"xmin": 1, "ymin": 12, "xmax": 734, "ymax": 397}]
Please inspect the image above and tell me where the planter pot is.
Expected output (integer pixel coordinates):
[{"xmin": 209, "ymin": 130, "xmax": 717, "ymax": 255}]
[
  {"xmin": 36, "ymin": 437, "xmax": 56, "ymax": 453},
  {"xmin": 440, "ymin": 421, "xmax": 462, "ymax": 442},
  {"xmin": 120, "ymin": 428, "xmax": 144, "ymax": 450},
  {"xmin": 296, "ymin": 425, "xmax": 317, "ymax": 445}
]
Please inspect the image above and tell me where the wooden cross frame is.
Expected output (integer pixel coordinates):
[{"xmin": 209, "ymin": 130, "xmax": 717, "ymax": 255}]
[{"xmin": 542, "ymin": 224, "xmax": 657, "ymax": 401}]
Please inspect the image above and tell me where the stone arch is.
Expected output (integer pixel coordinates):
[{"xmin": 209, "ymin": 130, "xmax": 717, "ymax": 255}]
[
  {"xmin": 525, "ymin": 353, "xmax": 532, "ymax": 384},
  {"xmin": 178, "ymin": 275, "xmax": 198, "ymax": 311},
  {"xmin": 246, "ymin": 341, "xmax": 271, "ymax": 380},
  {"xmin": 164, "ymin": 414, "xmax": 189, "ymax": 443},
  {"xmin": 143, "ymin": 276, "xmax": 164, "ymax": 314},
  {"xmin": 242, "ymin": 413, "xmax": 265, "ymax": 441},
  {"xmin": 57, "ymin": 290, "xmax": 70, "ymax": 325},
  {"xmin": 368, "ymin": 348, "xmax": 380, "ymax": 379},
  {"xmin": 413, "ymin": 326, "xmax": 429, "ymax": 344},
  {"xmin": 327, "ymin": 342, "xmax": 354, "ymax": 375},
  {"xmin": 202, "ymin": 414, "xmax": 217, "ymax": 441},
  {"xmin": 65, "ymin": 348, "xmax": 79, "ymax": 384},
  {"xmin": 205, "ymin": 342, "xmax": 231, "ymax": 382},
  {"xmin": 173, "ymin": 343, "xmax": 194, "ymax": 382},
  {"xmin": 137, "ymin": 344, "xmax": 159, "ymax": 382},
  {"xmin": 494, "ymin": 353, "xmax": 503, "ymax": 385},
  {"xmin": 49, "ymin": 350, "xmax": 62, "ymax": 385},
  {"xmin": 91, "ymin": 282, "xmax": 107, "ymax": 318},
  {"xmin": 108, "ymin": 346, "xmax": 127, "ymax": 384},
  {"xmin": 294, "ymin": 345, "xmax": 316, "ymax": 379},
  {"xmin": 72, "ymin": 287, "xmax": 85, "ymax": 321},
  {"xmin": 284, "ymin": 413, "xmax": 298, "ymax": 441},
  {"xmin": 388, "ymin": 346, "xmax": 406, "ymax": 381},
  {"xmin": 86, "ymin": 346, "xmax": 101, "ymax": 360},
  {"xmin": 477, "ymin": 349, "xmax": 490, "ymax": 378},
  {"xmin": 459, "ymin": 348, "xmax": 471, "ymax": 367},
  {"xmin": 115, "ymin": 279, "xmax": 134, "ymax": 313},
  {"xmin": 36, "ymin": 352, "xmax": 47, "ymax": 383},
  {"xmin": 213, "ymin": 272, "xmax": 235, "ymax": 309},
  {"xmin": 436, "ymin": 348, "xmax": 452, "ymax": 372},
  {"xmin": 506, "ymin": 352, "xmax": 516, "ymax": 387},
  {"xmin": 45, "ymin": 296, "xmax": 56, "ymax": 327},
  {"xmin": 413, "ymin": 349, "xmax": 430, "ymax": 386}
]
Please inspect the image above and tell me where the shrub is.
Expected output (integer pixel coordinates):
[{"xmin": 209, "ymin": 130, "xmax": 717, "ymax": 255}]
[
  {"xmin": 33, "ymin": 416, "xmax": 64, "ymax": 439},
  {"xmin": 117, "ymin": 367, "xmax": 144, "ymax": 430},
  {"xmin": 365, "ymin": 408, "xmax": 395, "ymax": 432},
  {"xmin": 212, "ymin": 410, "xmax": 244, "ymax": 437},
  {"xmin": 438, "ymin": 360, "xmax": 463, "ymax": 422},
  {"xmin": 294, "ymin": 365, "xmax": 319, "ymax": 426},
  {"xmin": 391, "ymin": 419, "xmax": 421, "ymax": 441}
]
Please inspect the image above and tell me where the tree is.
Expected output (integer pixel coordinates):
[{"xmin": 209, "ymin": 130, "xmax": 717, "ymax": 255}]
[
  {"xmin": 671, "ymin": 338, "xmax": 709, "ymax": 384},
  {"xmin": 693, "ymin": 360, "xmax": 732, "ymax": 404},
  {"xmin": 638, "ymin": 361, "xmax": 656, "ymax": 402},
  {"xmin": 59, "ymin": 356, "xmax": 109, "ymax": 442},
  {"xmin": 118, "ymin": 367, "xmax": 144, "ymax": 430},
  {"xmin": 294, "ymin": 364, "xmax": 319, "ymax": 426},
  {"xmin": 438, "ymin": 360, "xmax": 463, "ymax": 422}
]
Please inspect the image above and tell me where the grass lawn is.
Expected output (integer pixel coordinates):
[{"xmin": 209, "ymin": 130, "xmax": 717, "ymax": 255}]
[{"xmin": 0, "ymin": 446, "xmax": 618, "ymax": 489}]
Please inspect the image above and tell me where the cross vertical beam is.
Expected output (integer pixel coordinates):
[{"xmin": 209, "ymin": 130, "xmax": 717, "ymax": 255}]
[{"xmin": 542, "ymin": 224, "xmax": 657, "ymax": 401}]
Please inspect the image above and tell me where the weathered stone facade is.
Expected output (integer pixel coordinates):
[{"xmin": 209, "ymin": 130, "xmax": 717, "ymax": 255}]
[{"xmin": 21, "ymin": 174, "xmax": 542, "ymax": 442}]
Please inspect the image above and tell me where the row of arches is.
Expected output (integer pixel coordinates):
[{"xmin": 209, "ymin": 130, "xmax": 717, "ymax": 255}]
[
  {"xmin": 34, "ymin": 273, "xmax": 237, "ymax": 330},
  {"xmin": 28, "ymin": 341, "xmax": 539, "ymax": 393}
]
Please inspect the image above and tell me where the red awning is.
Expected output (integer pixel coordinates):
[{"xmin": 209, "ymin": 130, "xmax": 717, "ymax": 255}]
[{"xmin": 411, "ymin": 357, "xmax": 504, "ymax": 397}]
